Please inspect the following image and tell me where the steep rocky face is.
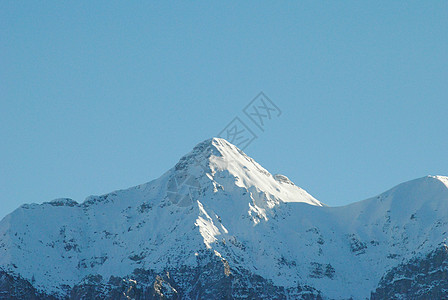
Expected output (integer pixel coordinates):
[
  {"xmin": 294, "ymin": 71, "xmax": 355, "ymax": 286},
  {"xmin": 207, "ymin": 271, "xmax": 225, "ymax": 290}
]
[
  {"xmin": 0, "ymin": 269, "xmax": 60, "ymax": 300},
  {"xmin": 371, "ymin": 245, "xmax": 448, "ymax": 300},
  {"xmin": 1, "ymin": 253, "xmax": 323, "ymax": 300},
  {"xmin": 0, "ymin": 138, "xmax": 448, "ymax": 299}
]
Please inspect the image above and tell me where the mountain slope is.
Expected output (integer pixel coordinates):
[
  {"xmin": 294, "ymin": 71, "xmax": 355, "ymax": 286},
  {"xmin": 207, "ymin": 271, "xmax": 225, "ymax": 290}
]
[{"xmin": 0, "ymin": 138, "xmax": 447, "ymax": 299}]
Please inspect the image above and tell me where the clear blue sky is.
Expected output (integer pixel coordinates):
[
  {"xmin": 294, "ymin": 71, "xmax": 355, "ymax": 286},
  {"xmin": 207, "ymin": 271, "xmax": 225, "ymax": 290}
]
[{"xmin": 1, "ymin": 1, "xmax": 447, "ymax": 219}]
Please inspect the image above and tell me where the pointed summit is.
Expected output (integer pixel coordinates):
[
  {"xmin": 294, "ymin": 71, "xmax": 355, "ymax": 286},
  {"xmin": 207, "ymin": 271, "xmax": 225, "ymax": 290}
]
[
  {"xmin": 173, "ymin": 137, "xmax": 235, "ymax": 173},
  {"xmin": 168, "ymin": 137, "xmax": 323, "ymax": 208}
]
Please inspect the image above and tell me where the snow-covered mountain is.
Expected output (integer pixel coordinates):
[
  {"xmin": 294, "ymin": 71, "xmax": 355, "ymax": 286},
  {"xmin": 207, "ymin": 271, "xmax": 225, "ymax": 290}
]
[{"xmin": 1, "ymin": 138, "xmax": 447, "ymax": 299}]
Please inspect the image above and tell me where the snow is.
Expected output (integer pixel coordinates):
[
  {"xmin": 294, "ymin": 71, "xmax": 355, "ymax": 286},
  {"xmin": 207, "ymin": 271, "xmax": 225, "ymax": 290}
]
[
  {"xmin": 0, "ymin": 138, "xmax": 447, "ymax": 299},
  {"xmin": 195, "ymin": 200, "xmax": 221, "ymax": 248}
]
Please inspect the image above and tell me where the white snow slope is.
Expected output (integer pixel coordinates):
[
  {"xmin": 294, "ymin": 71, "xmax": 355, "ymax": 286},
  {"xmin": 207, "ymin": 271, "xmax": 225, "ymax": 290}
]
[{"xmin": 0, "ymin": 138, "xmax": 447, "ymax": 299}]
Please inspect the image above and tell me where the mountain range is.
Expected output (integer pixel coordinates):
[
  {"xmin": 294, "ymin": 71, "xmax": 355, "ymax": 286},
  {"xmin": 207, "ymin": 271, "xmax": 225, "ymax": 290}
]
[{"xmin": 1, "ymin": 138, "xmax": 447, "ymax": 299}]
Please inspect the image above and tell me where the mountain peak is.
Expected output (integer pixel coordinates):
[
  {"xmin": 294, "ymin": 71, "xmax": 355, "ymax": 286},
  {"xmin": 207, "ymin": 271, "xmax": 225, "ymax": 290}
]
[
  {"xmin": 173, "ymin": 137, "xmax": 236, "ymax": 172},
  {"xmin": 168, "ymin": 137, "xmax": 323, "ymax": 208},
  {"xmin": 386, "ymin": 175, "xmax": 448, "ymax": 198},
  {"xmin": 430, "ymin": 175, "xmax": 448, "ymax": 188}
]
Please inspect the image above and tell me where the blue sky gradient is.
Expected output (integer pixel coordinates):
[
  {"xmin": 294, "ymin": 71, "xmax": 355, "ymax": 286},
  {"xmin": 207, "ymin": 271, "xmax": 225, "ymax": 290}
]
[{"xmin": 1, "ymin": 1, "xmax": 447, "ymax": 219}]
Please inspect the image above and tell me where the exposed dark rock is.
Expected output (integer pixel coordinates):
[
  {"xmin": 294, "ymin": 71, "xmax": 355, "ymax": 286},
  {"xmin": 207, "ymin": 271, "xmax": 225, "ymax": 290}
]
[
  {"xmin": 0, "ymin": 269, "xmax": 58, "ymax": 300},
  {"xmin": 371, "ymin": 245, "xmax": 448, "ymax": 300},
  {"xmin": 0, "ymin": 252, "xmax": 323, "ymax": 300}
]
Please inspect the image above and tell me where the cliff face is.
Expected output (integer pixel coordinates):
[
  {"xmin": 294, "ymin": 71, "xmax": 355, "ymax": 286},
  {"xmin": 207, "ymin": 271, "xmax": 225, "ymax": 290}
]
[
  {"xmin": 1, "ymin": 253, "xmax": 324, "ymax": 300},
  {"xmin": 371, "ymin": 245, "xmax": 448, "ymax": 300},
  {"xmin": 1, "ymin": 138, "xmax": 447, "ymax": 299}
]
